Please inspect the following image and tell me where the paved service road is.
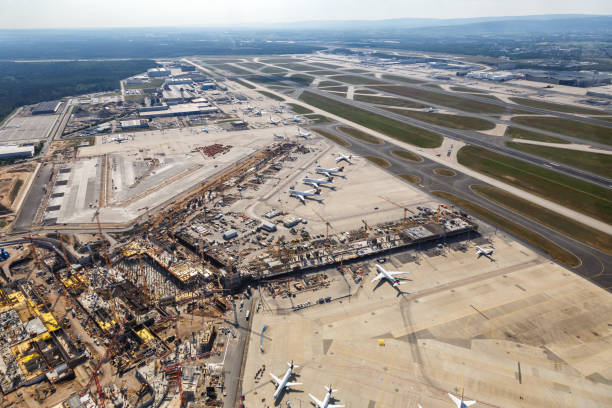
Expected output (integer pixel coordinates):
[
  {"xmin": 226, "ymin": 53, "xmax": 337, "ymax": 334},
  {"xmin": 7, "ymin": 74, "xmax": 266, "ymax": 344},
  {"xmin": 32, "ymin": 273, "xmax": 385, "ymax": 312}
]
[
  {"xmin": 317, "ymin": 124, "xmax": 612, "ymax": 290},
  {"xmin": 13, "ymin": 162, "xmax": 53, "ymax": 232}
]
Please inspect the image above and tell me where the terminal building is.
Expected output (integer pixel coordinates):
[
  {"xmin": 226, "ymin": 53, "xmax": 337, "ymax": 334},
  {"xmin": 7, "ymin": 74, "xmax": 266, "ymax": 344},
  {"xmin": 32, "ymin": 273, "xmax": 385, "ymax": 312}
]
[
  {"xmin": 147, "ymin": 68, "xmax": 171, "ymax": 78},
  {"xmin": 138, "ymin": 103, "xmax": 219, "ymax": 119},
  {"xmin": 120, "ymin": 119, "xmax": 149, "ymax": 130}
]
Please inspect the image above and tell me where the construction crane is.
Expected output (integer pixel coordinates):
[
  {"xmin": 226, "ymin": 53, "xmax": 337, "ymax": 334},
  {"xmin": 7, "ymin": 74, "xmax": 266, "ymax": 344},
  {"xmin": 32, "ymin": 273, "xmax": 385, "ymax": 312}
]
[
  {"xmin": 311, "ymin": 209, "xmax": 331, "ymax": 252},
  {"xmin": 379, "ymin": 196, "xmax": 414, "ymax": 227},
  {"xmin": 361, "ymin": 219, "xmax": 369, "ymax": 240},
  {"xmin": 83, "ymin": 313, "xmax": 128, "ymax": 408}
]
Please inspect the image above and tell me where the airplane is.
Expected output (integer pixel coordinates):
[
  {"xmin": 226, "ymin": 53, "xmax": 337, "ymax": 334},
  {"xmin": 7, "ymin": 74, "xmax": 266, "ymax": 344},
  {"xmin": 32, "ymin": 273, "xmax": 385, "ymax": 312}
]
[
  {"xmin": 289, "ymin": 188, "xmax": 322, "ymax": 204},
  {"xmin": 309, "ymin": 385, "xmax": 344, "ymax": 408},
  {"xmin": 270, "ymin": 361, "xmax": 302, "ymax": 400},
  {"xmin": 297, "ymin": 128, "xmax": 311, "ymax": 139},
  {"xmin": 335, "ymin": 153, "xmax": 353, "ymax": 164},
  {"xmin": 315, "ymin": 166, "xmax": 344, "ymax": 179},
  {"xmin": 475, "ymin": 246, "xmax": 494, "ymax": 261},
  {"xmin": 201, "ymin": 126, "xmax": 209, "ymax": 133},
  {"xmin": 448, "ymin": 392, "xmax": 476, "ymax": 408},
  {"xmin": 109, "ymin": 135, "xmax": 129, "ymax": 144},
  {"xmin": 269, "ymin": 116, "xmax": 281, "ymax": 125},
  {"xmin": 254, "ymin": 110, "xmax": 263, "ymax": 117},
  {"xmin": 303, "ymin": 177, "xmax": 334, "ymax": 189},
  {"xmin": 274, "ymin": 133, "xmax": 285, "ymax": 140},
  {"xmin": 246, "ymin": 105, "xmax": 255, "ymax": 111},
  {"xmin": 424, "ymin": 107, "xmax": 435, "ymax": 113},
  {"xmin": 292, "ymin": 115, "xmax": 302, "ymax": 123},
  {"xmin": 371, "ymin": 264, "xmax": 410, "ymax": 288},
  {"xmin": 274, "ymin": 106, "xmax": 284, "ymax": 113}
]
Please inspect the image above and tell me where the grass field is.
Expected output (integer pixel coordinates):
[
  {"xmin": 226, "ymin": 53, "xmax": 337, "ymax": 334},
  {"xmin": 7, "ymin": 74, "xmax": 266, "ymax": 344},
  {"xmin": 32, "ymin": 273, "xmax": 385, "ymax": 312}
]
[
  {"xmin": 232, "ymin": 78, "xmax": 256, "ymax": 89},
  {"xmin": 343, "ymin": 68, "xmax": 369, "ymax": 73},
  {"xmin": 289, "ymin": 74, "xmax": 315, "ymax": 86},
  {"xmin": 504, "ymin": 126, "xmax": 569, "ymax": 144},
  {"xmin": 260, "ymin": 58, "xmax": 305, "ymax": 64},
  {"xmin": 318, "ymin": 81, "xmax": 343, "ymax": 88},
  {"xmin": 354, "ymin": 89, "xmax": 377, "ymax": 95},
  {"xmin": 457, "ymin": 145, "xmax": 612, "ymax": 224},
  {"xmin": 472, "ymin": 185, "xmax": 612, "ymax": 254},
  {"xmin": 217, "ymin": 64, "xmax": 252, "ymax": 75},
  {"xmin": 506, "ymin": 142, "xmax": 612, "ymax": 178},
  {"xmin": 363, "ymin": 155, "xmax": 391, "ymax": 168},
  {"xmin": 328, "ymin": 75, "xmax": 386, "ymax": 85},
  {"xmin": 312, "ymin": 128, "xmax": 350, "ymax": 147},
  {"xmin": 260, "ymin": 66, "xmax": 288, "ymax": 74},
  {"xmin": 256, "ymin": 90, "xmax": 284, "ymax": 101},
  {"xmin": 313, "ymin": 62, "xmax": 341, "ymax": 69},
  {"xmin": 450, "ymin": 86, "xmax": 487, "ymax": 93},
  {"xmin": 433, "ymin": 190, "xmax": 580, "ymax": 267},
  {"xmin": 509, "ymin": 97, "xmax": 604, "ymax": 115},
  {"xmin": 511, "ymin": 116, "xmax": 611, "ymax": 146},
  {"xmin": 277, "ymin": 63, "xmax": 319, "ymax": 71},
  {"xmin": 382, "ymin": 74, "xmax": 425, "ymax": 84},
  {"xmin": 391, "ymin": 149, "xmax": 423, "ymax": 162},
  {"xmin": 305, "ymin": 114, "xmax": 333, "ymax": 124},
  {"xmin": 321, "ymin": 86, "xmax": 349, "ymax": 93},
  {"xmin": 308, "ymin": 70, "xmax": 340, "ymax": 75},
  {"xmin": 386, "ymin": 108, "xmax": 496, "ymax": 131},
  {"xmin": 287, "ymin": 103, "xmax": 313, "ymax": 114},
  {"xmin": 354, "ymin": 94, "xmax": 426, "ymax": 109},
  {"xmin": 590, "ymin": 116, "xmax": 612, "ymax": 122},
  {"xmin": 337, "ymin": 125, "xmax": 382, "ymax": 145},
  {"xmin": 434, "ymin": 168, "xmax": 457, "ymax": 176},
  {"xmin": 399, "ymin": 174, "xmax": 421, "ymax": 183},
  {"xmin": 238, "ymin": 62, "xmax": 265, "ymax": 70},
  {"xmin": 372, "ymin": 85, "xmax": 507, "ymax": 114},
  {"xmin": 299, "ymin": 91, "xmax": 443, "ymax": 148}
]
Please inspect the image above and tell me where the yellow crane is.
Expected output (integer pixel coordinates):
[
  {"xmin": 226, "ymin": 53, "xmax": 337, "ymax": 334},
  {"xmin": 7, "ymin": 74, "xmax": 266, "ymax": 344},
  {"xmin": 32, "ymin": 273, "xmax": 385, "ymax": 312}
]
[{"xmin": 379, "ymin": 196, "xmax": 414, "ymax": 227}]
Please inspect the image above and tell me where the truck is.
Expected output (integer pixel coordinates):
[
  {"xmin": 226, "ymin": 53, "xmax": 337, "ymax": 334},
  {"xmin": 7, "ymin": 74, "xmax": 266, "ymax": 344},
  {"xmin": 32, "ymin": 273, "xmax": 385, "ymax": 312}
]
[{"xmin": 245, "ymin": 310, "xmax": 250, "ymax": 321}]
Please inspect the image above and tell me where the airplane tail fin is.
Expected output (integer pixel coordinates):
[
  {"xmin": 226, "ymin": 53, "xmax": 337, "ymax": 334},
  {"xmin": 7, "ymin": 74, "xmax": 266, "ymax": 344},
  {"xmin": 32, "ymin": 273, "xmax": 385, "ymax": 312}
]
[
  {"xmin": 338, "ymin": 166, "xmax": 344, "ymax": 171},
  {"xmin": 325, "ymin": 385, "xmax": 338, "ymax": 393}
]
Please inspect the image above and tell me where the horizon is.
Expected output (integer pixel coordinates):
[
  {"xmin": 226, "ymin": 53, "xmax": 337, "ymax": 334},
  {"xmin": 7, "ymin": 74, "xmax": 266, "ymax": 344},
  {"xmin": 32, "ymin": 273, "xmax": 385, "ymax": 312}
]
[{"xmin": 1, "ymin": 0, "xmax": 612, "ymax": 30}]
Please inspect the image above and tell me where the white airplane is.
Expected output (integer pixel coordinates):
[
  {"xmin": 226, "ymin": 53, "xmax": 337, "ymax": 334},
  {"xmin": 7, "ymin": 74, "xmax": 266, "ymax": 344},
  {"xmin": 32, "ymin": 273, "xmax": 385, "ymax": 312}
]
[
  {"xmin": 110, "ymin": 135, "xmax": 129, "ymax": 144},
  {"xmin": 246, "ymin": 105, "xmax": 255, "ymax": 111},
  {"xmin": 254, "ymin": 110, "xmax": 263, "ymax": 117},
  {"xmin": 371, "ymin": 264, "xmax": 410, "ymax": 288},
  {"xmin": 292, "ymin": 115, "xmax": 302, "ymax": 123},
  {"xmin": 289, "ymin": 188, "xmax": 322, "ymax": 203},
  {"xmin": 424, "ymin": 107, "xmax": 435, "ymax": 113},
  {"xmin": 201, "ymin": 126, "xmax": 209, "ymax": 133},
  {"xmin": 315, "ymin": 166, "xmax": 344, "ymax": 179},
  {"xmin": 297, "ymin": 128, "xmax": 311, "ymax": 139},
  {"xmin": 270, "ymin": 361, "xmax": 301, "ymax": 400},
  {"xmin": 274, "ymin": 106, "xmax": 284, "ymax": 113},
  {"xmin": 309, "ymin": 385, "xmax": 344, "ymax": 408},
  {"xmin": 335, "ymin": 153, "xmax": 353, "ymax": 164},
  {"xmin": 269, "ymin": 116, "xmax": 281, "ymax": 125},
  {"xmin": 274, "ymin": 133, "xmax": 286, "ymax": 140},
  {"xmin": 448, "ymin": 392, "xmax": 476, "ymax": 408},
  {"xmin": 303, "ymin": 177, "xmax": 334, "ymax": 189},
  {"xmin": 476, "ymin": 246, "xmax": 494, "ymax": 261}
]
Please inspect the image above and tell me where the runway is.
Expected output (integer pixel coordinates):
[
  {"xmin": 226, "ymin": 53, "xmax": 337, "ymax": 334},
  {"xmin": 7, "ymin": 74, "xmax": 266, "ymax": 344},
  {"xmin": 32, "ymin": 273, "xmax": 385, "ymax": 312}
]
[{"xmin": 315, "ymin": 123, "xmax": 612, "ymax": 290}]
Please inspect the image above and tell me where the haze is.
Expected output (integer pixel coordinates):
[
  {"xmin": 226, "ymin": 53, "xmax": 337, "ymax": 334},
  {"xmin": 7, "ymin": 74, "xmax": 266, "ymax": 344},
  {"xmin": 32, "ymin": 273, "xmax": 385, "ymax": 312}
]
[{"xmin": 2, "ymin": 0, "xmax": 612, "ymax": 29}]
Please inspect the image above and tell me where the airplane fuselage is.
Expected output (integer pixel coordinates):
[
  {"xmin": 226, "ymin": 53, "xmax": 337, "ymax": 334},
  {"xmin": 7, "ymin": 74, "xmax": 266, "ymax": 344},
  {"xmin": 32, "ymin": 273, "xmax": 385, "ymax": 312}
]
[
  {"xmin": 273, "ymin": 368, "xmax": 292, "ymax": 399},
  {"xmin": 376, "ymin": 264, "xmax": 401, "ymax": 287}
]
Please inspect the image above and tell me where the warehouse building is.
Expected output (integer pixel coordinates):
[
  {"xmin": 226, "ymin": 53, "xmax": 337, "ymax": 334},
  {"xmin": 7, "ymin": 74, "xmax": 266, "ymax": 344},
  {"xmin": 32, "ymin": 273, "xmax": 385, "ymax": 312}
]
[
  {"xmin": 0, "ymin": 145, "xmax": 35, "ymax": 159},
  {"xmin": 223, "ymin": 229, "xmax": 238, "ymax": 240},
  {"xmin": 162, "ymin": 85, "xmax": 196, "ymax": 105},
  {"xmin": 120, "ymin": 119, "xmax": 149, "ymax": 130},
  {"xmin": 261, "ymin": 222, "xmax": 277, "ymax": 233},
  {"xmin": 147, "ymin": 68, "xmax": 171, "ymax": 78},
  {"xmin": 31, "ymin": 101, "xmax": 61, "ymax": 115}
]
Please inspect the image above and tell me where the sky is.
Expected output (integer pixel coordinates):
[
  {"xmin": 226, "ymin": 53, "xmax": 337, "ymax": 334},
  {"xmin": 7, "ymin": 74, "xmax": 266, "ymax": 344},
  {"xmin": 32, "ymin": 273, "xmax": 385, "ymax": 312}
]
[{"xmin": 1, "ymin": 0, "xmax": 611, "ymax": 29}]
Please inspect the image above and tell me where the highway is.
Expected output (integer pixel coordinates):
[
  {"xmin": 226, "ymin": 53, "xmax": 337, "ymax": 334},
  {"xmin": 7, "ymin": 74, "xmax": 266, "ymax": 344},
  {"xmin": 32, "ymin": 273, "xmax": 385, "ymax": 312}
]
[{"xmin": 316, "ymin": 124, "xmax": 612, "ymax": 289}]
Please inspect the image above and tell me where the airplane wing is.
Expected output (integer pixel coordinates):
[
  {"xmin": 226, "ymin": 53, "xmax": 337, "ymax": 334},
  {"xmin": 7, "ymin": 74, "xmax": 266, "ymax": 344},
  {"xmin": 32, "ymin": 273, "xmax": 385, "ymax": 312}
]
[
  {"xmin": 448, "ymin": 393, "xmax": 462, "ymax": 407},
  {"xmin": 329, "ymin": 405, "xmax": 345, "ymax": 408},
  {"xmin": 387, "ymin": 271, "xmax": 410, "ymax": 276},
  {"xmin": 309, "ymin": 394, "xmax": 324, "ymax": 408},
  {"xmin": 269, "ymin": 373, "xmax": 282, "ymax": 385},
  {"xmin": 286, "ymin": 382, "xmax": 302, "ymax": 387},
  {"xmin": 298, "ymin": 195, "xmax": 305, "ymax": 203},
  {"xmin": 464, "ymin": 401, "xmax": 476, "ymax": 407},
  {"xmin": 371, "ymin": 273, "xmax": 384, "ymax": 283},
  {"xmin": 335, "ymin": 157, "xmax": 342, "ymax": 162}
]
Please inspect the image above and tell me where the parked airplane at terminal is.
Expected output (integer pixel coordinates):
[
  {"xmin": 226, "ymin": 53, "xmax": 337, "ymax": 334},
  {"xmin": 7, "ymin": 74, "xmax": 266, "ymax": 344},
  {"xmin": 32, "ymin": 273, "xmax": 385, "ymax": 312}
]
[
  {"xmin": 335, "ymin": 153, "xmax": 353, "ymax": 164},
  {"xmin": 371, "ymin": 264, "xmax": 410, "ymax": 288},
  {"xmin": 448, "ymin": 392, "xmax": 476, "ymax": 407},
  {"xmin": 269, "ymin": 116, "xmax": 281, "ymax": 125},
  {"xmin": 292, "ymin": 115, "xmax": 302, "ymax": 123},
  {"xmin": 303, "ymin": 177, "xmax": 334, "ymax": 189},
  {"xmin": 289, "ymin": 188, "xmax": 322, "ymax": 203},
  {"xmin": 270, "ymin": 361, "xmax": 302, "ymax": 400},
  {"xmin": 476, "ymin": 246, "xmax": 494, "ymax": 261},
  {"xmin": 297, "ymin": 128, "xmax": 311, "ymax": 139},
  {"xmin": 309, "ymin": 385, "xmax": 344, "ymax": 408},
  {"xmin": 315, "ymin": 166, "xmax": 344, "ymax": 179}
]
